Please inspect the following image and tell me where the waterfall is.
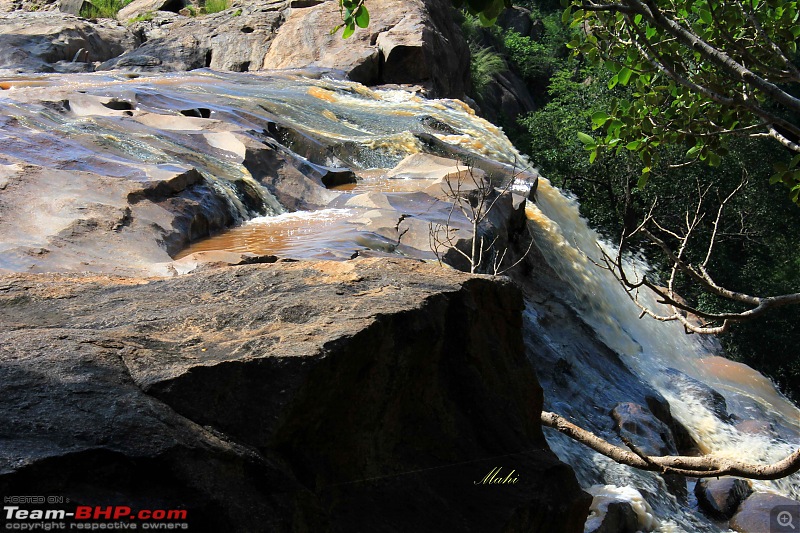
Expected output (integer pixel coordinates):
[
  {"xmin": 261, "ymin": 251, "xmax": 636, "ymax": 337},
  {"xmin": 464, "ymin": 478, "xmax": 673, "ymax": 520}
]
[
  {"xmin": 2, "ymin": 69, "xmax": 797, "ymax": 530},
  {"xmin": 523, "ymin": 172, "xmax": 800, "ymax": 531}
]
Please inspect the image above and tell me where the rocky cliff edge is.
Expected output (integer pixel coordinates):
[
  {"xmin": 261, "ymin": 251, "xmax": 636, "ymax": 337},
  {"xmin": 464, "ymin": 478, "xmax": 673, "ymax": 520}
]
[{"xmin": 0, "ymin": 258, "xmax": 590, "ymax": 532}]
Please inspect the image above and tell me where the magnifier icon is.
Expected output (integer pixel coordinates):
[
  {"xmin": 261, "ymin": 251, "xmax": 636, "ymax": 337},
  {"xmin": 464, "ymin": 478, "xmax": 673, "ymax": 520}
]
[{"xmin": 778, "ymin": 511, "xmax": 796, "ymax": 530}]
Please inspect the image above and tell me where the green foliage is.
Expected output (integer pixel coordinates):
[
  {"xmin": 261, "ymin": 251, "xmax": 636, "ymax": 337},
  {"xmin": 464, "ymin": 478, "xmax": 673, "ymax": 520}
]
[
  {"xmin": 332, "ymin": 0, "xmax": 370, "ymax": 38},
  {"xmin": 459, "ymin": 11, "xmax": 484, "ymax": 44},
  {"xmin": 469, "ymin": 46, "xmax": 507, "ymax": 100},
  {"xmin": 80, "ymin": 0, "xmax": 131, "ymax": 19},
  {"xmin": 451, "ymin": 0, "xmax": 511, "ymax": 26},
  {"xmin": 517, "ymin": 58, "xmax": 800, "ymax": 399},
  {"xmin": 204, "ymin": 0, "xmax": 228, "ymax": 14},
  {"xmin": 563, "ymin": 0, "xmax": 800, "ymax": 202},
  {"xmin": 127, "ymin": 10, "xmax": 155, "ymax": 23},
  {"xmin": 502, "ymin": 31, "xmax": 555, "ymax": 81},
  {"xmin": 500, "ymin": 9, "xmax": 573, "ymax": 85}
]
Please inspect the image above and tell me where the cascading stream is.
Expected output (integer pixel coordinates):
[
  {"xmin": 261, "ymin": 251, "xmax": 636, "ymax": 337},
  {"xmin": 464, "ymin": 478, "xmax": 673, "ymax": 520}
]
[{"xmin": 1, "ymin": 69, "xmax": 797, "ymax": 530}]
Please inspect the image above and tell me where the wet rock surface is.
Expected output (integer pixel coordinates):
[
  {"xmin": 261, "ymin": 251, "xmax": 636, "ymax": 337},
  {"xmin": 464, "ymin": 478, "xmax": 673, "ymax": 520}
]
[
  {"xmin": 694, "ymin": 477, "xmax": 753, "ymax": 520},
  {"xmin": 0, "ymin": 259, "xmax": 590, "ymax": 532},
  {"xmin": 0, "ymin": 72, "xmax": 536, "ymax": 275},
  {"xmin": 611, "ymin": 402, "xmax": 678, "ymax": 457},
  {"xmin": 730, "ymin": 492, "xmax": 800, "ymax": 533},
  {"xmin": 587, "ymin": 501, "xmax": 640, "ymax": 533},
  {"xmin": 658, "ymin": 367, "xmax": 731, "ymax": 422}
]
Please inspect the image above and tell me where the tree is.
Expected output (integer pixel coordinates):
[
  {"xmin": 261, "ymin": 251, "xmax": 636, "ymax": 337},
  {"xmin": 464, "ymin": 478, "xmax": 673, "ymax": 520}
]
[
  {"xmin": 596, "ymin": 173, "xmax": 800, "ymax": 334},
  {"xmin": 563, "ymin": 0, "xmax": 800, "ymax": 201},
  {"xmin": 428, "ymin": 162, "xmax": 535, "ymax": 274}
]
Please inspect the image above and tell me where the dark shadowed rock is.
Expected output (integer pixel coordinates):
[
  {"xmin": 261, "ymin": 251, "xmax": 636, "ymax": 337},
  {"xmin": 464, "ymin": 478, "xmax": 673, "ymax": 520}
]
[
  {"xmin": 659, "ymin": 368, "xmax": 731, "ymax": 422},
  {"xmin": 610, "ymin": 402, "xmax": 687, "ymax": 501},
  {"xmin": 695, "ymin": 477, "xmax": 753, "ymax": 520},
  {"xmin": 479, "ymin": 70, "xmax": 537, "ymax": 126},
  {"xmin": 0, "ymin": 12, "xmax": 139, "ymax": 72},
  {"xmin": 0, "ymin": 259, "xmax": 590, "ymax": 532},
  {"xmin": 589, "ymin": 501, "xmax": 641, "ymax": 533},
  {"xmin": 497, "ymin": 6, "xmax": 533, "ymax": 37},
  {"xmin": 611, "ymin": 402, "xmax": 678, "ymax": 457},
  {"xmin": 644, "ymin": 394, "xmax": 700, "ymax": 455}
]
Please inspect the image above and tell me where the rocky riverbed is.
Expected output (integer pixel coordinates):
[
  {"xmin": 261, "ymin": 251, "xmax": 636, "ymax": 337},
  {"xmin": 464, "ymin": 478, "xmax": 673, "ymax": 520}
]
[{"xmin": 1, "ymin": 1, "xmax": 798, "ymax": 532}]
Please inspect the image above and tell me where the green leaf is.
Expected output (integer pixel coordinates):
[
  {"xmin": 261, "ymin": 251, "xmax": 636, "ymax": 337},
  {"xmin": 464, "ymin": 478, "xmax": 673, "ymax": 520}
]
[
  {"xmin": 478, "ymin": 12, "xmax": 497, "ymax": 26},
  {"xmin": 708, "ymin": 152, "xmax": 721, "ymax": 167},
  {"xmin": 354, "ymin": 5, "xmax": 369, "ymax": 28},
  {"xmin": 626, "ymin": 140, "xmax": 642, "ymax": 150},
  {"xmin": 591, "ymin": 111, "xmax": 610, "ymax": 129},
  {"xmin": 686, "ymin": 144, "xmax": 702, "ymax": 158},
  {"xmin": 699, "ymin": 9, "xmax": 712, "ymax": 24},
  {"xmin": 608, "ymin": 74, "xmax": 619, "ymax": 89},
  {"xmin": 561, "ymin": 6, "xmax": 572, "ymax": 25},
  {"xmin": 638, "ymin": 168, "xmax": 651, "ymax": 188},
  {"xmin": 589, "ymin": 147, "xmax": 598, "ymax": 163},
  {"xmin": 634, "ymin": 14, "xmax": 642, "ymax": 24},
  {"xmin": 577, "ymin": 131, "xmax": 595, "ymax": 145},
  {"xmin": 342, "ymin": 21, "xmax": 355, "ymax": 39},
  {"xmin": 618, "ymin": 67, "xmax": 633, "ymax": 85}
]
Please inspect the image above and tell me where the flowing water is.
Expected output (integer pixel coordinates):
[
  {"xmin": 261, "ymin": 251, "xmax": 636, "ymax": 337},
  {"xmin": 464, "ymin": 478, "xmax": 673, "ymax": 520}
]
[{"xmin": 2, "ymin": 69, "xmax": 798, "ymax": 530}]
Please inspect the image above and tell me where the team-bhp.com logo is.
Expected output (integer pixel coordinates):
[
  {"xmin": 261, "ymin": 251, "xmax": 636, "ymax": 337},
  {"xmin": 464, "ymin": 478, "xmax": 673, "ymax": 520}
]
[{"xmin": 4, "ymin": 504, "xmax": 189, "ymax": 530}]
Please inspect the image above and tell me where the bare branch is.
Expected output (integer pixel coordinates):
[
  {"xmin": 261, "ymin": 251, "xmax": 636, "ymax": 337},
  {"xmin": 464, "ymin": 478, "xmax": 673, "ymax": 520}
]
[
  {"xmin": 541, "ymin": 411, "xmax": 800, "ymax": 480},
  {"xmin": 595, "ymin": 179, "xmax": 800, "ymax": 334}
]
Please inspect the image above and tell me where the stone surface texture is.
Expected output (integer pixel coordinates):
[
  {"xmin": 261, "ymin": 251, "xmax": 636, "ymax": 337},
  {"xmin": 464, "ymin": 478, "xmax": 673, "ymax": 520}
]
[{"xmin": 0, "ymin": 259, "xmax": 590, "ymax": 532}]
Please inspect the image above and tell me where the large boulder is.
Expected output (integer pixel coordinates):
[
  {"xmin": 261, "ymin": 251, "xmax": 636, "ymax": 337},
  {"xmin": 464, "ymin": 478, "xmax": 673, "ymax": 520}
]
[
  {"xmin": 0, "ymin": 258, "xmax": 590, "ymax": 532},
  {"xmin": 694, "ymin": 477, "xmax": 753, "ymax": 520},
  {"xmin": 3, "ymin": 0, "xmax": 470, "ymax": 97},
  {"xmin": 262, "ymin": 0, "xmax": 470, "ymax": 97},
  {"xmin": 730, "ymin": 492, "xmax": 800, "ymax": 533},
  {"xmin": 0, "ymin": 11, "xmax": 139, "ymax": 72},
  {"xmin": 116, "ymin": 0, "xmax": 187, "ymax": 21},
  {"xmin": 100, "ymin": 3, "xmax": 284, "ymax": 72},
  {"xmin": 478, "ymin": 70, "xmax": 537, "ymax": 126}
]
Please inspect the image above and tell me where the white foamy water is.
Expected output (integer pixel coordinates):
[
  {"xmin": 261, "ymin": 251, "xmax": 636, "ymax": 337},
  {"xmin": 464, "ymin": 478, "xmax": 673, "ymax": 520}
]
[{"xmin": 246, "ymin": 208, "xmax": 354, "ymax": 226}]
